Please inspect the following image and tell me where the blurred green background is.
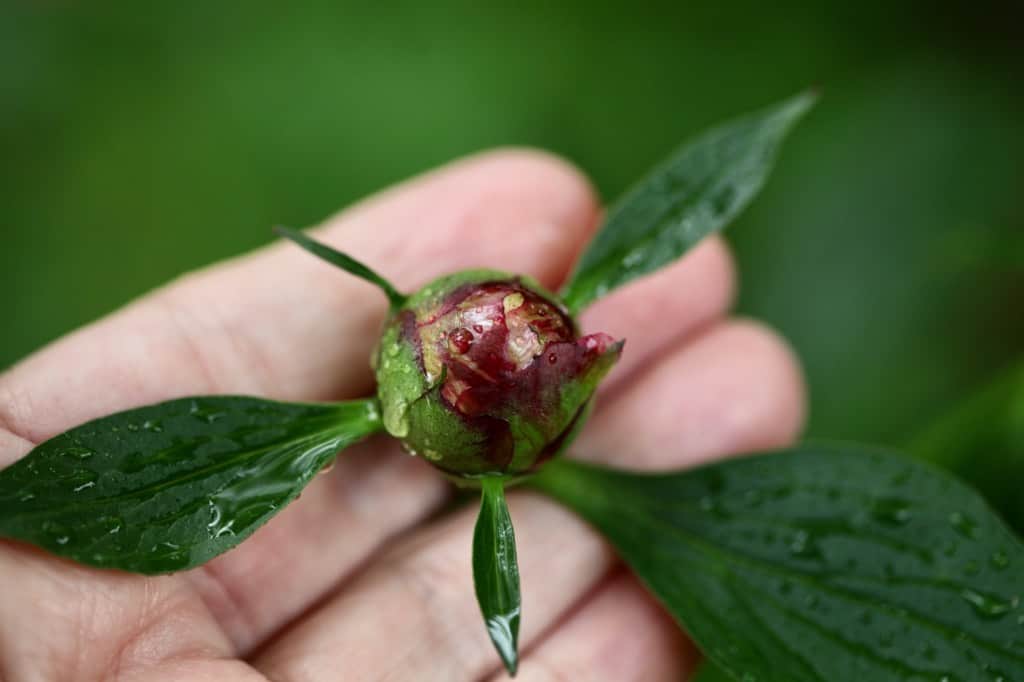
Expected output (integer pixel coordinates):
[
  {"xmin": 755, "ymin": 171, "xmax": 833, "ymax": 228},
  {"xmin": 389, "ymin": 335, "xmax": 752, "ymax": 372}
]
[{"xmin": 3, "ymin": 1, "xmax": 1022, "ymax": 449}]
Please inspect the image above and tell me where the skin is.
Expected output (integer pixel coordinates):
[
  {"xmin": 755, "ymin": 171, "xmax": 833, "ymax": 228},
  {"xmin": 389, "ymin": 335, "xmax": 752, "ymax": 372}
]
[{"xmin": 0, "ymin": 149, "xmax": 805, "ymax": 682}]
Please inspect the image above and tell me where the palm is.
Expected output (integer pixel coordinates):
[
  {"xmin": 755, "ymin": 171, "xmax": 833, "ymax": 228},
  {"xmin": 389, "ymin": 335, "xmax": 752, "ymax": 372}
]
[{"xmin": 0, "ymin": 150, "xmax": 803, "ymax": 681}]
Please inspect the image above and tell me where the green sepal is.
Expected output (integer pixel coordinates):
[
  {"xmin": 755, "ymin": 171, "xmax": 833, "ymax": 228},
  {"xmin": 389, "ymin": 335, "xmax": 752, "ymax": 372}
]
[
  {"xmin": 274, "ymin": 225, "xmax": 408, "ymax": 311},
  {"xmin": 473, "ymin": 476, "xmax": 522, "ymax": 676}
]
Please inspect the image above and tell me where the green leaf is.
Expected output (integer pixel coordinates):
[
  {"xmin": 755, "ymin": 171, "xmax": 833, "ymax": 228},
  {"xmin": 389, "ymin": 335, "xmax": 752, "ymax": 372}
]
[
  {"xmin": 690, "ymin": 660, "xmax": 735, "ymax": 682},
  {"xmin": 559, "ymin": 91, "xmax": 816, "ymax": 314},
  {"xmin": 530, "ymin": 445, "xmax": 1024, "ymax": 682},
  {"xmin": 910, "ymin": 360, "xmax": 1024, "ymax": 533},
  {"xmin": 473, "ymin": 477, "xmax": 521, "ymax": 676},
  {"xmin": 0, "ymin": 396, "xmax": 382, "ymax": 574},
  {"xmin": 274, "ymin": 225, "xmax": 408, "ymax": 310}
]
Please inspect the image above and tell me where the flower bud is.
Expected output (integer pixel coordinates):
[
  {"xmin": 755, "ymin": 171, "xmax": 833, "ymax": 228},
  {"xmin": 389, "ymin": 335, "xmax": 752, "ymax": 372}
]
[{"xmin": 374, "ymin": 270, "xmax": 621, "ymax": 477}]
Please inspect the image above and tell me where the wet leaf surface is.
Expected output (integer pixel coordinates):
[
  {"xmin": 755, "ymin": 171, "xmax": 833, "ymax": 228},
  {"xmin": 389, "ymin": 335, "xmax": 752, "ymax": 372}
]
[
  {"xmin": 531, "ymin": 444, "xmax": 1024, "ymax": 682},
  {"xmin": 0, "ymin": 396, "xmax": 382, "ymax": 574}
]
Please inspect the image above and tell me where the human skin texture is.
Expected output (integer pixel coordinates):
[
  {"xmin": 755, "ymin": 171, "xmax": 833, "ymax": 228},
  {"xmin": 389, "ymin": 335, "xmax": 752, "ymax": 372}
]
[{"xmin": 0, "ymin": 149, "xmax": 804, "ymax": 681}]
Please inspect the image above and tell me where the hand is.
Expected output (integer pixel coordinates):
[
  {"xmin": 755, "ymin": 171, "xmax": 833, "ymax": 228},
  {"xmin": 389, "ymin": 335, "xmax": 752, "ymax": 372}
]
[{"xmin": 0, "ymin": 150, "xmax": 805, "ymax": 681}]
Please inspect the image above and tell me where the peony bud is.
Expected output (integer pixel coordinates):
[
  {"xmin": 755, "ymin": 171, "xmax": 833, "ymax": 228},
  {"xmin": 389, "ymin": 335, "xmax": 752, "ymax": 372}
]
[{"xmin": 374, "ymin": 270, "xmax": 621, "ymax": 478}]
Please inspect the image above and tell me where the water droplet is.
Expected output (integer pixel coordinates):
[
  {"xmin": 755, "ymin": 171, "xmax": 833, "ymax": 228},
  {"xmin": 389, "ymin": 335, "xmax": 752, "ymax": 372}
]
[
  {"xmin": 423, "ymin": 449, "xmax": 442, "ymax": 461},
  {"xmin": 65, "ymin": 446, "xmax": 94, "ymax": 460},
  {"xmin": 207, "ymin": 501, "xmax": 223, "ymax": 530},
  {"xmin": 18, "ymin": 492, "xmax": 35, "ymax": 502},
  {"xmin": 448, "ymin": 327, "xmax": 474, "ymax": 354},
  {"xmin": 73, "ymin": 480, "xmax": 96, "ymax": 493},
  {"xmin": 961, "ymin": 588, "xmax": 1017, "ymax": 619},
  {"xmin": 126, "ymin": 423, "xmax": 140, "ymax": 432},
  {"xmin": 43, "ymin": 520, "xmax": 71, "ymax": 546},
  {"xmin": 871, "ymin": 497, "xmax": 912, "ymax": 526},
  {"xmin": 190, "ymin": 400, "xmax": 226, "ymax": 424},
  {"xmin": 991, "ymin": 550, "xmax": 1010, "ymax": 570},
  {"xmin": 547, "ymin": 352, "xmax": 557, "ymax": 364},
  {"xmin": 143, "ymin": 419, "xmax": 163, "ymax": 433},
  {"xmin": 949, "ymin": 511, "xmax": 978, "ymax": 539},
  {"xmin": 788, "ymin": 529, "xmax": 822, "ymax": 559},
  {"xmin": 622, "ymin": 249, "xmax": 644, "ymax": 269}
]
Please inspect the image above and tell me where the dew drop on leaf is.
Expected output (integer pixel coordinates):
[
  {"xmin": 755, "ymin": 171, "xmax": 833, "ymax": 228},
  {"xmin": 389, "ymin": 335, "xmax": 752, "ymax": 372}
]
[
  {"xmin": 788, "ymin": 529, "xmax": 822, "ymax": 560},
  {"xmin": 960, "ymin": 588, "xmax": 1017, "ymax": 619},
  {"xmin": 949, "ymin": 511, "xmax": 979, "ymax": 539},
  {"xmin": 870, "ymin": 497, "xmax": 913, "ymax": 526},
  {"xmin": 991, "ymin": 550, "xmax": 1011, "ymax": 570},
  {"xmin": 64, "ymin": 446, "xmax": 94, "ymax": 460}
]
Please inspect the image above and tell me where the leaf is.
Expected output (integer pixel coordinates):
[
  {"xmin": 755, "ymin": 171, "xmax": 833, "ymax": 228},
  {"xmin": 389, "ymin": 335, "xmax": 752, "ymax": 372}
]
[
  {"xmin": 910, "ymin": 360, "xmax": 1024, "ymax": 534},
  {"xmin": 690, "ymin": 660, "xmax": 736, "ymax": 682},
  {"xmin": 0, "ymin": 396, "xmax": 382, "ymax": 574},
  {"xmin": 473, "ymin": 476, "xmax": 522, "ymax": 676},
  {"xmin": 530, "ymin": 445, "xmax": 1024, "ymax": 682},
  {"xmin": 274, "ymin": 225, "xmax": 408, "ymax": 310},
  {"xmin": 559, "ymin": 91, "xmax": 816, "ymax": 314}
]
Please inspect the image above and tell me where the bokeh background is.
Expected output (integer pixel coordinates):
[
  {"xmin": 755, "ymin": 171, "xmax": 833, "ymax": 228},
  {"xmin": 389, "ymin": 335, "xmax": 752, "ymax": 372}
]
[{"xmin": 3, "ymin": 2, "xmax": 1021, "ymax": 451}]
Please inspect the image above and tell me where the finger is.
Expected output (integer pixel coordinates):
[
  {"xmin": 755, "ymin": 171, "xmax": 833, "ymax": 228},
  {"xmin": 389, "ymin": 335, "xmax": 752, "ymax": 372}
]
[
  {"xmin": 253, "ymin": 319, "xmax": 805, "ymax": 681},
  {"xmin": 579, "ymin": 235, "xmax": 735, "ymax": 398},
  {"xmin": 0, "ymin": 149, "xmax": 600, "ymax": 656},
  {"xmin": 488, "ymin": 572, "xmax": 697, "ymax": 682},
  {"xmin": 574, "ymin": 320, "xmax": 807, "ymax": 469},
  {"xmin": 0, "ymin": 148, "xmax": 598, "ymax": 446}
]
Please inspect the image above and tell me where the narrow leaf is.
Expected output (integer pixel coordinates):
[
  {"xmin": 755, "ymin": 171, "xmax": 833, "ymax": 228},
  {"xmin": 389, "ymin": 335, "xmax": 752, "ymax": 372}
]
[
  {"xmin": 559, "ymin": 91, "xmax": 816, "ymax": 313},
  {"xmin": 0, "ymin": 396, "xmax": 382, "ymax": 574},
  {"xmin": 473, "ymin": 477, "xmax": 522, "ymax": 676},
  {"xmin": 275, "ymin": 225, "xmax": 408, "ymax": 310},
  {"xmin": 531, "ymin": 445, "xmax": 1024, "ymax": 682}
]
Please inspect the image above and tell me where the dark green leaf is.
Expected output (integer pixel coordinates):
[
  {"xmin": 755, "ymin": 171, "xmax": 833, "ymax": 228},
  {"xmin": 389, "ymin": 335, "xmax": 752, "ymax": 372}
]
[
  {"xmin": 274, "ymin": 225, "xmax": 407, "ymax": 310},
  {"xmin": 473, "ymin": 477, "xmax": 521, "ymax": 676},
  {"xmin": 910, "ymin": 360, "xmax": 1024, "ymax": 534},
  {"xmin": 531, "ymin": 445, "xmax": 1024, "ymax": 682},
  {"xmin": 559, "ymin": 91, "xmax": 816, "ymax": 314},
  {"xmin": 0, "ymin": 396, "xmax": 382, "ymax": 574},
  {"xmin": 690, "ymin": 660, "xmax": 735, "ymax": 682}
]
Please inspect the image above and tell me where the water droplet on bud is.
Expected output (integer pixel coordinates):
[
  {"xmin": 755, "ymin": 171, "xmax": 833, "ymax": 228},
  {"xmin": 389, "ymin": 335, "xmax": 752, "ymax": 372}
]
[{"xmin": 448, "ymin": 327, "xmax": 474, "ymax": 354}]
